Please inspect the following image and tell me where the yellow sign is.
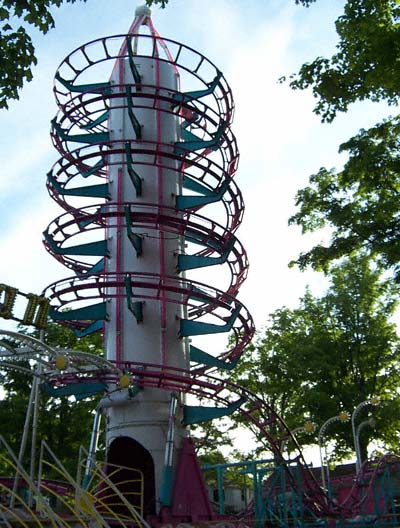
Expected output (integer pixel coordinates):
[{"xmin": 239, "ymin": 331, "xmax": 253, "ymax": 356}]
[{"xmin": 0, "ymin": 284, "xmax": 49, "ymax": 329}]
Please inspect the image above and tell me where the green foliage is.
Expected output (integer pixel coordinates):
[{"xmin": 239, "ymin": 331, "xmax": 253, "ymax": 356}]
[
  {"xmin": 192, "ymin": 420, "xmax": 234, "ymax": 457},
  {"xmin": 287, "ymin": 0, "xmax": 400, "ymax": 280},
  {"xmin": 294, "ymin": 0, "xmax": 316, "ymax": 5},
  {"xmin": 287, "ymin": 0, "xmax": 400, "ymax": 122},
  {"xmin": 191, "ymin": 420, "xmax": 234, "ymax": 484},
  {"xmin": 0, "ymin": 0, "xmax": 86, "ymax": 109},
  {"xmin": 231, "ymin": 255, "xmax": 400, "ymax": 461},
  {"xmin": 199, "ymin": 447, "xmax": 253, "ymax": 490},
  {"xmin": 289, "ymin": 115, "xmax": 400, "ymax": 279},
  {"xmin": 0, "ymin": 322, "xmax": 102, "ymax": 474},
  {"xmin": 32, "ymin": 319, "xmax": 102, "ymax": 353},
  {"xmin": 145, "ymin": 0, "xmax": 169, "ymax": 7}
]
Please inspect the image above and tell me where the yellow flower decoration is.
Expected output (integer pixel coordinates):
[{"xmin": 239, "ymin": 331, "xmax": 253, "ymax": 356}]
[
  {"xmin": 339, "ymin": 411, "xmax": 350, "ymax": 422},
  {"xmin": 303, "ymin": 421, "xmax": 315, "ymax": 434},
  {"xmin": 119, "ymin": 374, "xmax": 130, "ymax": 388},
  {"xmin": 370, "ymin": 395, "xmax": 380, "ymax": 406},
  {"xmin": 55, "ymin": 355, "xmax": 68, "ymax": 370}
]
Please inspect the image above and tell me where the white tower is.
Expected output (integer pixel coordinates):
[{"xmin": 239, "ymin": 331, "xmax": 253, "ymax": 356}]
[
  {"xmin": 104, "ymin": 7, "xmax": 187, "ymax": 514},
  {"xmin": 44, "ymin": 4, "xmax": 253, "ymax": 522}
]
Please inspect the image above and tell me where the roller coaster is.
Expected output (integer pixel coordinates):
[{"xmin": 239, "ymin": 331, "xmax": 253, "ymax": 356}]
[
  {"xmin": 1, "ymin": 330, "xmax": 400, "ymax": 527},
  {"xmin": 0, "ymin": 5, "xmax": 399, "ymax": 528}
]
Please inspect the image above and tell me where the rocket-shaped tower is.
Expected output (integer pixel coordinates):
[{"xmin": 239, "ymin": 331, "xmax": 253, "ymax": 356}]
[{"xmin": 44, "ymin": 5, "xmax": 253, "ymax": 521}]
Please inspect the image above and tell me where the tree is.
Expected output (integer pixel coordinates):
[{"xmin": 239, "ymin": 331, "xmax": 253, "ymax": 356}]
[
  {"xmin": 230, "ymin": 254, "xmax": 400, "ymax": 463},
  {"xmin": 1, "ymin": 0, "xmax": 85, "ymax": 109},
  {"xmin": 289, "ymin": 116, "xmax": 400, "ymax": 280},
  {"xmin": 192, "ymin": 420, "xmax": 234, "ymax": 460},
  {"xmin": 287, "ymin": 0, "xmax": 400, "ymax": 123},
  {"xmin": 0, "ymin": 322, "xmax": 102, "ymax": 475},
  {"xmin": 286, "ymin": 0, "xmax": 400, "ymax": 278}
]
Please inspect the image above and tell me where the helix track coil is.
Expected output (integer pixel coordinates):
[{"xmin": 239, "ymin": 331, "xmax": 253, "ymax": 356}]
[{"xmin": 44, "ymin": 20, "xmax": 254, "ymax": 373}]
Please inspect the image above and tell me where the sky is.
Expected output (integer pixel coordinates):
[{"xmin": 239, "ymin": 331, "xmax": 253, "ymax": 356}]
[
  {"xmin": 2, "ymin": 0, "xmax": 391, "ymax": 330},
  {"xmin": 0, "ymin": 0, "xmax": 392, "ymax": 462}
]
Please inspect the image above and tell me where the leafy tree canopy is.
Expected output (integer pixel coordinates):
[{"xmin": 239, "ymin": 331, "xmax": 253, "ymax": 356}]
[
  {"xmin": 287, "ymin": 0, "xmax": 400, "ymax": 122},
  {"xmin": 286, "ymin": 1, "xmax": 400, "ymax": 278},
  {"xmin": 230, "ymin": 255, "xmax": 400, "ymax": 462},
  {"xmin": 289, "ymin": 116, "xmax": 400, "ymax": 279},
  {"xmin": 0, "ymin": 0, "xmax": 88, "ymax": 109}
]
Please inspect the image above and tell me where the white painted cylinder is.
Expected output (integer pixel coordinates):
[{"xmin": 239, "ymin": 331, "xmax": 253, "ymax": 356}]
[{"xmin": 104, "ymin": 54, "xmax": 188, "ymax": 504}]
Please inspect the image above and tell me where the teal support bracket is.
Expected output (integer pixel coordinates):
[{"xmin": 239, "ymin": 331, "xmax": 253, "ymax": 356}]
[
  {"xmin": 176, "ymin": 178, "xmax": 230, "ymax": 210},
  {"xmin": 178, "ymin": 236, "xmax": 235, "ymax": 272},
  {"xmin": 49, "ymin": 302, "xmax": 106, "ymax": 337},
  {"xmin": 184, "ymin": 229, "xmax": 220, "ymax": 251},
  {"xmin": 126, "ymin": 86, "xmax": 142, "ymax": 139},
  {"xmin": 171, "ymin": 71, "xmax": 222, "ymax": 105},
  {"xmin": 184, "ymin": 285, "xmax": 208, "ymax": 304},
  {"xmin": 79, "ymin": 258, "xmax": 105, "ymax": 276},
  {"xmin": 43, "ymin": 231, "xmax": 108, "ymax": 257},
  {"xmin": 178, "ymin": 254, "xmax": 220, "ymax": 271},
  {"xmin": 182, "ymin": 175, "xmax": 214, "ymax": 196},
  {"xmin": 82, "ymin": 111, "xmax": 109, "ymax": 130},
  {"xmin": 180, "ymin": 122, "xmax": 204, "ymax": 143},
  {"xmin": 174, "ymin": 124, "xmax": 226, "ymax": 155},
  {"xmin": 125, "ymin": 142, "xmax": 143, "ymax": 196},
  {"xmin": 125, "ymin": 276, "xmax": 144, "ymax": 323},
  {"xmin": 159, "ymin": 466, "xmax": 173, "ymax": 507},
  {"xmin": 125, "ymin": 206, "xmax": 143, "ymax": 256},
  {"xmin": 182, "ymin": 397, "xmax": 245, "ymax": 425},
  {"xmin": 129, "ymin": 301, "xmax": 144, "ymax": 323},
  {"xmin": 47, "ymin": 171, "xmax": 110, "ymax": 200},
  {"xmin": 74, "ymin": 319, "xmax": 104, "ymax": 338},
  {"xmin": 189, "ymin": 345, "xmax": 241, "ymax": 371},
  {"xmin": 180, "ymin": 305, "xmax": 241, "ymax": 337},
  {"xmin": 55, "ymin": 72, "xmax": 111, "ymax": 94},
  {"xmin": 49, "ymin": 302, "xmax": 107, "ymax": 323},
  {"xmin": 42, "ymin": 382, "xmax": 107, "ymax": 400},
  {"xmin": 81, "ymin": 159, "xmax": 106, "ymax": 178},
  {"xmin": 127, "ymin": 37, "xmax": 142, "ymax": 86},
  {"xmin": 77, "ymin": 205, "xmax": 106, "ymax": 229},
  {"xmin": 52, "ymin": 120, "xmax": 109, "ymax": 145},
  {"xmin": 217, "ymin": 466, "xmax": 225, "ymax": 516}
]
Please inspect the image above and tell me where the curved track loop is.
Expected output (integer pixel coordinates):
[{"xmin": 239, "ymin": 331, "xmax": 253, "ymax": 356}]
[
  {"xmin": 51, "ymin": 84, "xmax": 237, "ymax": 160},
  {"xmin": 36, "ymin": 15, "xmax": 358, "ymax": 523},
  {"xmin": 47, "ymin": 140, "xmax": 244, "ymax": 233},
  {"xmin": 53, "ymin": 33, "xmax": 234, "ymax": 122},
  {"xmin": 0, "ymin": 330, "xmax": 120, "ymax": 378},
  {"xmin": 43, "ymin": 272, "xmax": 254, "ymax": 370},
  {"xmin": 45, "ymin": 21, "xmax": 253, "ymax": 373},
  {"xmin": 0, "ymin": 330, "xmax": 360, "ymax": 518},
  {"xmin": 43, "ymin": 203, "xmax": 248, "ymax": 295}
]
